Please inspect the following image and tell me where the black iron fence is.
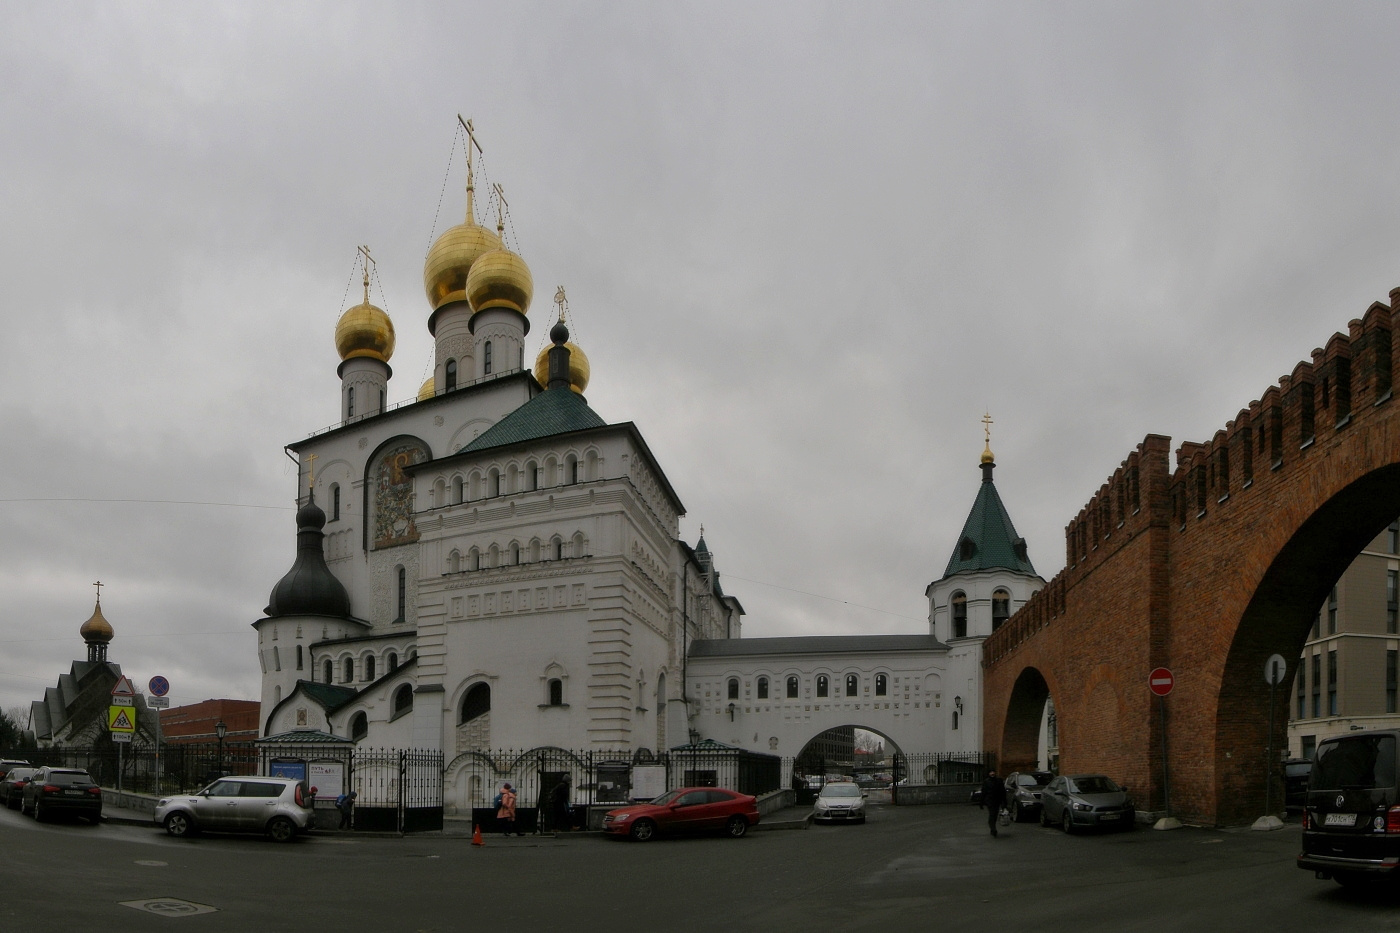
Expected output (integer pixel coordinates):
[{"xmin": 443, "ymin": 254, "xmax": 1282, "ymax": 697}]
[{"xmin": 0, "ymin": 742, "xmax": 261, "ymax": 795}]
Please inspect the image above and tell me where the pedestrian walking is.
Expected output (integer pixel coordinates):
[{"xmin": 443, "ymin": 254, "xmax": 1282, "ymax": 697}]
[
  {"xmin": 979, "ymin": 770, "xmax": 1007, "ymax": 837},
  {"xmin": 551, "ymin": 773, "xmax": 572, "ymax": 832},
  {"xmin": 336, "ymin": 789, "xmax": 357, "ymax": 830},
  {"xmin": 496, "ymin": 782, "xmax": 522, "ymax": 836}
]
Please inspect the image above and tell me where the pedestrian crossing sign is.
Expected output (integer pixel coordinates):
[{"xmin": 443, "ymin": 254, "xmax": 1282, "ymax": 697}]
[{"xmin": 108, "ymin": 706, "xmax": 136, "ymax": 733}]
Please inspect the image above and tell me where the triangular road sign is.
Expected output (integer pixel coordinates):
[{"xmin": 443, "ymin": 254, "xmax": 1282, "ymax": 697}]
[
  {"xmin": 111, "ymin": 676, "xmax": 136, "ymax": 697},
  {"xmin": 108, "ymin": 706, "xmax": 136, "ymax": 732}
]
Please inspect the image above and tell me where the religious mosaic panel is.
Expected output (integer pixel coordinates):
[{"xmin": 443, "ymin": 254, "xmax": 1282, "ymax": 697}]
[{"xmin": 372, "ymin": 441, "xmax": 427, "ymax": 549}]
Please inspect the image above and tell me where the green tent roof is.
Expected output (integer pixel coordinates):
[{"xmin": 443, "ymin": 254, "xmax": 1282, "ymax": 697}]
[
  {"xmin": 942, "ymin": 464, "xmax": 1036, "ymax": 578},
  {"xmin": 463, "ymin": 387, "xmax": 607, "ymax": 452}
]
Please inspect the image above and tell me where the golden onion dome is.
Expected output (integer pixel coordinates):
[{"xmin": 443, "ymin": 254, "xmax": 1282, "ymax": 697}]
[
  {"xmin": 334, "ymin": 300, "xmax": 396, "ymax": 363},
  {"xmin": 80, "ymin": 600, "xmax": 114, "ymax": 645},
  {"xmin": 417, "ymin": 376, "xmax": 435, "ymax": 401},
  {"xmin": 466, "ymin": 247, "xmax": 533, "ymax": 316},
  {"xmin": 981, "ymin": 443, "xmax": 995, "ymax": 465},
  {"xmin": 423, "ymin": 222, "xmax": 503, "ymax": 311},
  {"xmin": 533, "ymin": 341, "xmax": 590, "ymax": 394}
]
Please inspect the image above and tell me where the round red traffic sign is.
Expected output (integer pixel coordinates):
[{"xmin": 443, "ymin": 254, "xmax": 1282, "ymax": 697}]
[{"xmin": 1148, "ymin": 668, "xmax": 1174, "ymax": 697}]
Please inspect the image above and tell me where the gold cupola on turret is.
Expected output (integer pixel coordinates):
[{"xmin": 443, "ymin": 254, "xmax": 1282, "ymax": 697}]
[
  {"xmin": 423, "ymin": 120, "xmax": 502, "ymax": 312},
  {"xmin": 533, "ymin": 288, "xmax": 588, "ymax": 393},
  {"xmin": 335, "ymin": 246, "xmax": 395, "ymax": 363}
]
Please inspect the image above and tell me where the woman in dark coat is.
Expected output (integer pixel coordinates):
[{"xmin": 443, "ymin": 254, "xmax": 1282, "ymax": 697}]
[
  {"xmin": 551, "ymin": 773, "xmax": 572, "ymax": 832},
  {"xmin": 980, "ymin": 770, "xmax": 1007, "ymax": 837}
]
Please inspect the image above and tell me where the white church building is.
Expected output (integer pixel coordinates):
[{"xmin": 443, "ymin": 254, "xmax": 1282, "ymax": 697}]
[{"xmin": 254, "ymin": 133, "xmax": 1045, "ymax": 782}]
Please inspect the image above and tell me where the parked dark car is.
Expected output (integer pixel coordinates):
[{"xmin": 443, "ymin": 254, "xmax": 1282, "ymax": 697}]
[
  {"xmin": 1283, "ymin": 759, "xmax": 1312, "ymax": 812},
  {"xmin": 0, "ymin": 760, "xmax": 31, "ymax": 782},
  {"xmin": 22, "ymin": 767, "xmax": 102, "ymax": 824},
  {"xmin": 1005, "ymin": 770, "xmax": 1054, "ymax": 822},
  {"xmin": 602, "ymin": 787, "xmax": 760, "ymax": 841},
  {"xmin": 1298, "ymin": 729, "xmax": 1400, "ymax": 887},
  {"xmin": 1039, "ymin": 774, "xmax": 1135, "ymax": 832},
  {"xmin": 0, "ymin": 767, "xmax": 38, "ymax": 809}
]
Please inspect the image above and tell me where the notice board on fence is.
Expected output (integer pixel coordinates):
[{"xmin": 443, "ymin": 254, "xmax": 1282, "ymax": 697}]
[
  {"xmin": 632, "ymin": 765, "xmax": 665, "ymax": 801},
  {"xmin": 310, "ymin": 760, "xmax": 344, "ymax": 799}
]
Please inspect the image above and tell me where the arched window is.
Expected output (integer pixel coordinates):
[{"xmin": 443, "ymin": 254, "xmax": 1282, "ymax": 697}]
[
  {"xmin": 469, "ymin": 547, "xmax": 480, "ymax": 571},
  {"xmin": 816, "ymin": 675, "xmax": 829, "ymax": 698},
  {"xmin": 347, "ymin": 386, "xmax": 355, "ymax": 417},
  {"xmin": 488, "ymin": 544, "xmax": 500, "ymax": 567},
  {"xmin": 952, "ymin": 592, "xmax": 968, "ymax": 639},
  {"xmin": 448, "ymin": 550, "xmax": 460, "ymax": 573},
  {"xmin": 786, "ymin": 676, "xmax": 799, "ymax": 698},
  {"xmin": 324, "ymin": 659, "xmax": 333, "ymax": 683},
  {"xmin": 388, "ymin": 652, "xmax": 398, "ymax": 672},
  {"xmin": 506, "ymin": 465, "xmax": 519, "ymax": 494},
  {"xmin": 483, "ymin": 341, "xmax": 493, "ymax": 375},
  {"xmin": 365, "ymin": 655, "xmax": 376, "ymax": 681},
  {"xmin": 846, "ymin": 674, "xmax": 859, "ymax": 697},
  {"xmin": 273, "ymin": 647, "xmax": 281, "ymax": 671},
  {"xmin": 552, "ymin": 537, "xmax": 563, "ymax": 561},
  {"xmin": 393, "ymin": 684, "xmax": 413, "ymax": 716},
  {"xmin": 952, "ymin": 710, "xmax": 960, "ymax": 730},
  {"xmin": 350, "ymin": 711, "xmax": 368, "ymax": 741},
  {"xmin": 396, "ymin": 566, "xmax": 407, "ymax": 622},
  {"xmin": 727, "ymin": 678, "xmax": 740, "ymax": 700},
  {"xmin": 875, "ymin": 673, "xmax": 887, "ymax": 696},
  {"xmin": 445, "ymin": 358, "xmax": 457, "ymax": 391},
  {"xmin": 452, "ymin": 476, "xmax": 464, "ymax": 504},
  {"xmin": 461, "ymin": 683, "xmax": 490, "ymax": 723},
  {"xmin": 548, "ymin": 679, "xmax": 564, "ymax": 706},
  {"xmin": 343, "ymin": 657, "xmax": 354, "ymax": 683},
  {"xmin": 433, "ymin": 478, "xmax": 446, "ymax": 507},
  {"xmin": 757, "ymin": 677, "xmax": 769, "ymax": 699},
  {"xmin": 992, "ymin": 589, "xmax": 1011, "ymax": 631},
  {"xmin": 566, "ymin": 454, "xmax": 579, "ymax": 485},
  {"xmin": 296, "ymin": 645, "xmax": 304, "ymax": 671},
  {"xmin": 330, "ymin": 484, "xmax": 340, "ymax": 521},
  {"xmin": 529, "ymin": 539, "xmax": 541, "ymax": 563},
  {"xmin": 510, "ymin": 543, "xmax": 520, "ymax": 565},
  {"xmin": 490, "ymin": 468, "xmax": 501, "ymax": 497},
  {"xmin": 572, "ymin": 532, "xmax": 586, "ymax": 557},
  {"xmin": 526, "ymin": 460, "xmax": 538, "ymax": 491}
]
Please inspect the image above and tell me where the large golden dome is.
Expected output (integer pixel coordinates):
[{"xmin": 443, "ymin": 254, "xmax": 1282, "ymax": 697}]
[
  {"xmin": 80, "ymin": 600, "xmax": 114, "ymax": 645},
  {"xmin": 534, "ymin": 341, "xmax": 590, "ymax": 394},
  {"xmin": 334, "ymin": 300, "xmax": 396, "ymax": 363},
  {"xmin": 466, "ymin": 247, "xmax": 533, "ymax": 316},
  {"xmin": 417, "ymin": 376, "xmax": 435, "ymax": 401},
  {"xmin": 423, "ymin": 222, "xmax": 503, "ymax": 311}
]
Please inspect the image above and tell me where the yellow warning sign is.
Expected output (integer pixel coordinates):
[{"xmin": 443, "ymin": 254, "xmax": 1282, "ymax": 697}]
[{"xmin": 108, "ymin": 706, "xmax": 136, "ymax": 733}]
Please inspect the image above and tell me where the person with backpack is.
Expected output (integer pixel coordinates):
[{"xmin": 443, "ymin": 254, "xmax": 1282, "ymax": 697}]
[
  {"xmin": 335, "ymin": 789, "xmax": 357, "ymax": 830},
  {"xmin": 979, "ymin": 770, "xmax": 1007, "ymax": 838},
  {"xmin": 496, "ymin": 782, "xmax": 520, "ymax": 835}
]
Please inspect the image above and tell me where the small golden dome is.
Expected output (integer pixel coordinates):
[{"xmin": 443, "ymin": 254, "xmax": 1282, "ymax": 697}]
[
  {"xmin": 80, "ymin": 600, "xmax": 114, "ymax": 644},
  {"xmin": 534, "ymin": 341, "xmax": 590, "ymax": 394},
  {"xmin": 981, "ymin": 443, "xmax": 995, "ymax": 465},
  {"xmin": 334, "ymin": 301, "xmax": 396, "ymax": 363},
  {"xmin": 423, "ymin": 222, "xmax": 503, "ymax": 311},
  {"xmin": 466, "ymin": 247, "xmax": 533, "ymax": 316},
  {"xmin": 417, "ymin": 376, "xmax": 435, "ymax": 401}
]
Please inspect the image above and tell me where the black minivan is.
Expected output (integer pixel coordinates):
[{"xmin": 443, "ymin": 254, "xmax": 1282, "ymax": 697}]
[{"xmin": 1298, "ymin": 729, "xmax": 1400, "ymax": 887}]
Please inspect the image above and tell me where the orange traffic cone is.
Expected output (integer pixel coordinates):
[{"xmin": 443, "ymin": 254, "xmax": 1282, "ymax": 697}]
[{"xmin": 471, "ymin": 824, "xmax": 484, "ymax": 846}]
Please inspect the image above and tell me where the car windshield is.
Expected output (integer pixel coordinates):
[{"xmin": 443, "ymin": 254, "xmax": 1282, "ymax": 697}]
[
  {"xmin": 1313, "ymin": 735, "xmax": 1396, "ymax": 790},
  {"xmin": 650, "ymin": 789, "xmax": 684, "ymax": 806},
  {"xmin": 45, "ymin": 771, "xmax": 92, "ymax": 786},
  {"xmin": 1015, "ymin": 774, "xmax": 1039, "ymax": 786},
  {"xmin": 9, "ymin": 768, "xmax": 37, "ymax": 780},
  {"xmin": 822, "ymin": 784, "xmax": 861, "ymax": 797},
  {"xmin": 1070, "ymin": 776, "xmax": 1120, "ymax": 795}
]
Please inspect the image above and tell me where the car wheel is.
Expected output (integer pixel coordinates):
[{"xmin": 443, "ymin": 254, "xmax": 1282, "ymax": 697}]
[
  {"xmin": 267, "ymin": 817, "xmax": 297, "ymax": 843},
  {"xmin": 1061, "ymin": 811, "xmax": 1075, "ymax": 834},
  {"xmin": 21, "ymin": 796, "xmax": 32, "ymax": 816},
  {"xmin": 33, "ymin": 799, "xmax": 45, "ymax": 822},
  {"xmin": 164, "ymin": 812, "xmax": 195, "ymax": 838},
  {"xmin": 726, "ymin": 816, "xmax": 748, "ymax": 839},
  {"xmin": 1011, "ymin": 801, "xmax": 1023, "ymax": 823},
  {"xmin": 1040, "ymin": 806, "xmax": 1051, "ymax": 828},
  {"xmin": 629, "ymin": 818, "xmax": 656, "ymax": 842}
]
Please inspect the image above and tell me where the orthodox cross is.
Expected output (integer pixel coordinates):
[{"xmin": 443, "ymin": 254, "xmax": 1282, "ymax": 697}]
[
  {"xmin": 306, "ymin": 453, "xmax": 318, "ymax": 489},
  {"xmin": 93, "ymin": 580, "xmax": 103, "ymax": 604},
  {"xmin": 982, "ymin": 412, "xmax": 994, "ymax": 445},
  {"xmin": 457, "ymin": 114, "xmax": 484, "ymax": 223},
  {"xmin": 357, "ymin": 245, "xmax": 374, "ymax": 304},
  {"xmin": 553, "ymin": 286, "xmax": 568, "ymax": 322},
  {"xmin": 493, "ymin": 182, "xmax": 508, "ymax": 237}
]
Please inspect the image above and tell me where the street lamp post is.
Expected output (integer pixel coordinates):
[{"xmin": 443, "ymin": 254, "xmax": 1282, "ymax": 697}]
[{"xmin": 215, "ymin": 719, "xmax": 227, "ymax": 777}]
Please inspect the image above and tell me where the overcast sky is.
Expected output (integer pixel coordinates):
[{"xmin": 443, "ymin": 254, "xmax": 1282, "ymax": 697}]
[{"xmin": 4, "ymin": 2, "xmax": 1400, "ymax": 718}]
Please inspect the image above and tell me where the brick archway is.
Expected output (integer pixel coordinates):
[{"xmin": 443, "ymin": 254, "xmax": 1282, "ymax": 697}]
[
  {"xmin": 1000, "ymin": 667, "xmax": 1052, "ymax": 774},
  {"xmin": 985, "ymin": 291, "xmax": 1400, "ymax": 825}
]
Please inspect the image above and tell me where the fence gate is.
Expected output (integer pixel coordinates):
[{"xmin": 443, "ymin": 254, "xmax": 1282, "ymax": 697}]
[{"xmin": 350, "ymin": 749, "xmax": 444, "ymax": 833}]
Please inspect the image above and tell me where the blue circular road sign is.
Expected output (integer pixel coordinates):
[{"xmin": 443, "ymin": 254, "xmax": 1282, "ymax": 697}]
[{"xmin": 149, "ymin": 675, "xmax": 170, "ymax": 697}]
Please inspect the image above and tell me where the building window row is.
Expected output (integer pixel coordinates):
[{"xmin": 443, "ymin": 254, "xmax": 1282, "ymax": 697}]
[
  {"xmin": 727, "ymin": 673, "xmax": 896, "ymax": 701},
  {"xmin": 320, "ymin": 648, "xmax": 410, "ymax": 686},
  {"xmin": 446, "ymin": 533, "xmax": 590, "ymax": 573},
  {"xmin": 430, "ymin": 451, "xmax": 602, "ymax": 508}
]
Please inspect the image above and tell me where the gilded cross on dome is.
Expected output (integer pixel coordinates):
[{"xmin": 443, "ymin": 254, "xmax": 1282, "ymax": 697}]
[
  {"xmin": 306, "ymin": 453, "xmax": 318, "ymax": 489},
  {"xmin": 357, "ymin": 245, "xmax": 374, "ymax": 304},
  {"xmin": 93, "ymin": 580, "xmax": 103, "ymax": 603},
  {"xmin": 457, "ymin": 114, "xmax": 484, "ymax": 224},
  {"xmin": 981, "ymin": 412, "xmax": 995, "ymax": 464},
  {"xmin": 554, "ymin": 286, "xmax": 568, "ymax": 321}
]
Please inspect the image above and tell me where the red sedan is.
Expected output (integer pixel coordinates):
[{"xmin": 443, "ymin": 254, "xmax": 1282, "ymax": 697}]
[{"xmin": 603, "ymin": 787, "xmax": 760, "ymax": 841}]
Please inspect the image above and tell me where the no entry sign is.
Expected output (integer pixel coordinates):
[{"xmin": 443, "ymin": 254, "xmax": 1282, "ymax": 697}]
[{"xmin": 1149, "ymin": 668, "xmax": 1175, "ymax": 697}]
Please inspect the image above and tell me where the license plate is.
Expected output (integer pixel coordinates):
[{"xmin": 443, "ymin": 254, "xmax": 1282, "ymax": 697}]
[
  {"xmin": 65, "ymin": 790, "xmax": 85, "ymax": 796},
  {"xmin": 1099, "ymin": 813, "xmax": 1119, "ymax": 820},
  {"xmin": 1325, "ymin": 813, "xmax": 1357, "ymax": 827}
]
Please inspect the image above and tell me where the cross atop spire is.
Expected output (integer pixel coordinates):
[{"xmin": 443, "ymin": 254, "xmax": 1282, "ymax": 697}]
[
  {"xmin": 457, "ymin": 114, "xmax": 484, "ymax": 225},
  {"xmin": 93, "ymin": 580, "xmax": 103, "ymax": 605},
  {"xmin": 553, "ymin": 286, "xmax": 568, "ymax": 322},
  {"xmin": 357, "ymin": 245, "xmax": 374, "ymax": 304},
  {"xmin": 493, "ymin": 182, "xmax": 508, "ymax": 237},
  {"xmin": 306, "ymin": 452, "xmax": 318, "ymax": 489}
]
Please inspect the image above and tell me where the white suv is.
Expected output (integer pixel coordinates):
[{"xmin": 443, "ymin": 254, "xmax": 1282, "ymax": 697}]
[{"xmin": 154, "ymin": 776, "xmax": 315, "ymax": 842}]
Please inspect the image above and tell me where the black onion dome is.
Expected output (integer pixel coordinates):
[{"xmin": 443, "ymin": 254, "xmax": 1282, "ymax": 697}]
[
  {"xmin": 550, "ymin": 320, "xmax": 569, "ymax": 345},
  {"xmin": 265, "ymin": 490, "xmax": 351, "ymax": 617}
]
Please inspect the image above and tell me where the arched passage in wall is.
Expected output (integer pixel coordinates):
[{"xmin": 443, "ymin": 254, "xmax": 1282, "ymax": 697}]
[
  {"xmin": 793, "ymin": 724, "xmax": 907, "ymax": 786},
  {"xmin": 1000, "ymin": 666, "xmax": 1053, "ymax": 775},
  {"xmin": 1214, "ymin": 464, "xmax": 1400, "ymax": 823}
]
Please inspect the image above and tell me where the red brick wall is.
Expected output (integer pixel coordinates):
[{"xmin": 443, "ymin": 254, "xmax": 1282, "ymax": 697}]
[
  {"xmin": 986, "ymin": 292, "xmax": 1400, "ymax": 824},
  {"xmin": 160, "ymin": 699, "xmax": 260, "ymax": 744}
]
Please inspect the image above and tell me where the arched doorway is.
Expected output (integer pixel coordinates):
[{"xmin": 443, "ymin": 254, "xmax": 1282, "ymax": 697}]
[
  {"xmin": 1000, "ymin": 666, "xmax": 1055, "ymax": 775},
  {"xmin": 793, "ymin": 726, "xmax": 907, "ymax": 800}
]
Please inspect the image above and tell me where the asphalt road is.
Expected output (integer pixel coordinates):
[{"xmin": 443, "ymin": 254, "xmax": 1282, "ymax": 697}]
[{"xmin": 3, "ymin": 800, "xmax": 1397, "ymax": 932}]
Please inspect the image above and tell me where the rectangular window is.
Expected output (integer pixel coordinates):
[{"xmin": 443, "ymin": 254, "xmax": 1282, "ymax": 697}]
[
  {"xmin": 1388, "ymin": 650, "xmax": 1398, "ymax": 715},
  {"xmin": 1390, "ymin": 520, "xmax": 1399, "ymax": 554},
  {"xmin": 1327, "ymin": 649, "xmax": 1338, "ymax": 717},
  {"xmin": 1311, "ymin": 654, "xmax": 1321, "ymax": 719},
  {"xmin": 1328, "ymin": 587, "xmax": 1338, "ymax": 636},
  {"xmin": 1389, "ymin": 570, "xmax": 1398, "ymax": 635},
  {"xmin": 1296, "ymin": 668, "xmax": 1306, "ymax": 719},
  {"xmin": 1312, "ymin": 610, "xmax": 1320, "ymax": 642}
]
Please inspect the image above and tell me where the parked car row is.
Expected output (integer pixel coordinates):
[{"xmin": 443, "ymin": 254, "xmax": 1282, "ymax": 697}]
[{"xmin": 7, "ymin": 766, "xmax": 104, "ymax": 824}]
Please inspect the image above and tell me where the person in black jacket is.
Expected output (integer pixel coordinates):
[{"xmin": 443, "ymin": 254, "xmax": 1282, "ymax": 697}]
[{"xmin": 979, "ymin": 770, "xmax": 1007, "ymax": 837}]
